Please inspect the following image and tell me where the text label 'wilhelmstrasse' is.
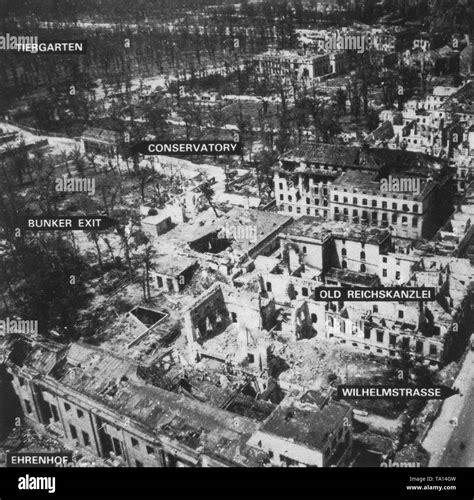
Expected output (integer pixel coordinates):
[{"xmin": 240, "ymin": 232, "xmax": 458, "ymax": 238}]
[{"xmin": 336, "ymin": 385, "xmax": 458, "ymax": 400}]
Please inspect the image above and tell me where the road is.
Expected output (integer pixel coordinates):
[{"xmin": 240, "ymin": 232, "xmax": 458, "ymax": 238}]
[
  {"xmin": 423, "ymin": 349, "xmax": 474, "ymax": 467},
  {"xmin": 438, "ymin": 361, "xmax": 474, "ymax": 467}
]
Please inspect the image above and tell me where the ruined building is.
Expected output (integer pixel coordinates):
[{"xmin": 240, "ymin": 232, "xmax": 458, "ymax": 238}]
[
  {"xmin": 255, "ymin": 216, "xmax": 473, "ymax": 365},
  {"xmin": 1, "ymin": 334, "xmax": 353, "ymax": 468},
  {"xmin": 274, "ymin": 143, "xmax": 455, "ymax": 240}
]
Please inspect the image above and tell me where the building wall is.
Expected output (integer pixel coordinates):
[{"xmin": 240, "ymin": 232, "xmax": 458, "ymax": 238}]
[
  {"xmin": 153, "ymin": 264, "xmax": 196, "ymax": 293},
  {"xmin": 378, "ymin": 253, "xmax": 415, "ymax": 285},
  {"xmin": 329, "ymin": 52, "xmax": 346, "ymax": 75},
  {"xmin": 274, "ymin": 171, "xmax": 331, "ymax": 218},
  {"xmin": 274, "ymin": 169, "xmax": 449, "ymax": 241},
  {"xmin": 154, "ymin": 272, "xmax": 180, "ymax": 293},
  {"xmin": 261, "ymin": 272, "xmax": 323, "ymax": 305},
  {"xmin": 324, "ymin": 302, "xmax": 445, "ymax": 363},
  {"xmin": 10, "ymin": 373, "xmax": 42, "ymax": 427},
  {"xmin": 7, "ymin": 371, "xmax": 204, "ymax": 467},
  {"xmin": 259, "ymin": 264, "xmax": 446, "ymax": 364},
  {"xmin": 331, "ymin": 238, "xmax": 381, "ymax": 275},
  {"xmin": 255, "ymin": 54, "xmax": 332, "ymax": 81},
  {"xmin": 83, "ymin": 139, "xmax": 117, "ymax": 156},
  {"xmin": 280, "ymin": 225, "xmax": 395, "ymax": 278},
  {"xmin": 142, "ymin": 217, "xmax": 172, "ymax": 237},
  {"xmin": 184, "ymin": 285, "xmax": 229, "ymax": 346},
  {"xmin": 250, "ymin": 431, "xmax": 324, "ymax": 466},
  {"xmin": 273, "ymin": 151, "xmax": 455, "ymax": 242},
  {"xmin": 248, "ymin": 409, "xmax": 351, "ymax": 467},
  {"xmin": 6, "ymin": 352, "xmax": 356, "ymax": 468},
  {"xmin": 329, "ymin": 185, "xmax": 427, "ymax": 240},
  {"xmin": 183, "ymin": 284, "xmax": 275, "ymax": 365},
  {"xmin": 282, "ymin": 236, "xmax": 327, "ymax": 271}
]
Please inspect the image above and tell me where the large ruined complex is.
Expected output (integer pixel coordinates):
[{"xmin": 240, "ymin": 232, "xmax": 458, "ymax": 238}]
[
  {"xmin": 2, "ymin": 143, "xmax": 473, "ymax": 467},
  {"xmin": 1, "ymin": 2, "xmax": 474, "ymax": 476}
]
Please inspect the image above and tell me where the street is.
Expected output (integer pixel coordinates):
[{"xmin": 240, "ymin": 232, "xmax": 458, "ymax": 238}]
[
  {"xmin": 423, "ymin": 349, "xmax": 474, "ymax": 467},
  {"xmin": 439, "ymin": 363, "xmax": 474, "ymax": 467}
]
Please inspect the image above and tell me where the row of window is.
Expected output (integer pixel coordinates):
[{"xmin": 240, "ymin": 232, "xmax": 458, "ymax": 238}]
[
  {"xmin": 382, "ymin": 269, "xmax": 402, "ymax": 279},
  {"xmin": 284, "ymin": 205, "xmax": 328, "ymax": 217},
  {"xmin": 265, "ymin": 449, "xmax": 300, "ymax": 467},
  {"xmin": 333, "ymin": 196, "xmax": 419, "ymax": 212},
  {"xmin": 69, "ymin": 424, "xmax": 91, "ymax": 447},
  {"xmin": 328, "ymin": 309, "xmax": 404, "ymax": 330},
  {"xmin": 130, "ymin": 436, "xmax": 155, "ymax": 456},
  {"xmin": 334, "ymin": 208, "xmax": 418, "ymax": 226},
  {"xmin": 337, "ymin": 340, "xmax": 385, "ymax": 354},
  {"xmin": 266, "ymin": 279, "xmax": 318, "ymax": 310},
  {"xmin": 70, "ymin": 423, "xmax": 156, "ymax": 460},
  {"xmin": 278, "ymin": 182, "xmax": 329, "ymax": 195},
  {"xmin": 335, "ymin": 332, "xmax": 438, "ymax": 356},
  {"xmin": 156, "ymin": 275, "xmax": 176, "ymax": 292},
  {"xmin": 340, "ymin": 248, "xmax": 367, "ymax": 260},
  {"xmin": 339, "ymin": 261, "xmax": 368, "ymax": 272},
  {"xmin": 281, "ymin": 194, "xmax": 329, "ymax": 206},
  {"xmin": 337, "ymin": 314, "xmax": 422, "ymax": 335},
  {"xmin": 23, "ymin": 391, "xmax": 165, "ymax": 465},
  {"xmin": 64, "ymin": 402, "xmax": 84, "ymax": 419},
  {"xmin": 63, "ymin": 401, "xmax": 157, "ymax": 458}
]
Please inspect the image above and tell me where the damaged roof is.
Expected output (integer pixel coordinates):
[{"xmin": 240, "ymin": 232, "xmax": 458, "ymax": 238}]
[
  {"xmin": 260, "ymin": 398, "xmax": 351, "ymax": 451},
  {"xmin": 282, "ymin": 215, "xmax": 390, "ymax": 245},
  {"xmin": 6, "ymin": 340, "xmax": 264, "ymax": 466},
  {"xmin": 81, "ymin": 127, "xmax": 121, "ymax": 144},
  {"xmin": 279, "ymin": 143, "xmax": 361, "ymax": 169},
  {"xmin": 277, "ymin": 143, "xmax": 448, "ymax": 178}
]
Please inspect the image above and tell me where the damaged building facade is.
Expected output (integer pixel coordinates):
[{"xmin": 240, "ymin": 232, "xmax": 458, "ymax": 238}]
[
  {"xmin": 256, "ymin": 214, "xmax": 472, "ymax": 365},
  {"xmin": 1, "ymin": 334, "xmax": 353, "ymax": 468},
  {"xmin": 274, "ymin": 143, "xmax": 455, "ymax": 240},
  {"xmin": 254, "ymin": 50, "xmax": 345, "ymax": 82},
  {"xmin": 184, "ymin": 283, "xmax": 275, "ymax": 371}
]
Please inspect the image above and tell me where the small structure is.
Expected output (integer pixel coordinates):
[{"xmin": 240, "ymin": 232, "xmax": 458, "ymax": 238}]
[
  {"xmin": 152, "ymin": 254, "xmax": 197, "ymax": 293},
  {"xmin": 139, "ymin": 203, "xmax": 158, "ymax": 217},
  {"xmin": 248, "ymin": 393, "xmax": 353, "ymax": 467},
  {"xmin": 0, "ymin": 129, "xmax": 18, "ymax": 145},
  {"xmin": 81, "ymin": 127, "xmax": 121, "ymax": 156},
  {"xmin": 142, "ymin": 214, "xmax": 172, "ymax": 237}
]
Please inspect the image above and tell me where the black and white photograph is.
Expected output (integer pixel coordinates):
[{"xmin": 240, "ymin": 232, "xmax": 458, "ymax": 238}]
[{"xmin": 0, "ymin": 0, "xmax": 473, "ymax": 497}]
